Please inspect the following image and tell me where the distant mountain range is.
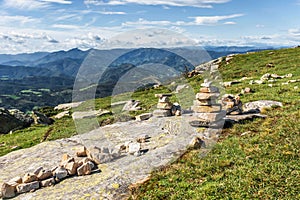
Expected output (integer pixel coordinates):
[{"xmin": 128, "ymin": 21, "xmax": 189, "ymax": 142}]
[{"xmin": 0, "ymin": 46, "xmax": 276, "ymax": 111}]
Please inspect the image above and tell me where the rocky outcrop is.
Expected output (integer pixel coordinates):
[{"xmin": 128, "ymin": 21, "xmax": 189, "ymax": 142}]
[
  {"xmin": 243, "ymin": 100, "xmax": 283, "ymax": 113},
  {"xmin": 32, "ymin": 111, "xmax": 54, "ymax": 125},
  {"xmin": 0, "ymin": 108, "xmax": 32, "ymax": 134}
]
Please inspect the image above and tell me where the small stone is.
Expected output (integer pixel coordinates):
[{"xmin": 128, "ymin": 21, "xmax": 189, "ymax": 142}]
[
  {"xmin": 175, "ymin": 110, "xmax": 181, "ymax": 116},
  {"xmin": 22, "ymin": 173, "xmax": 38, "ymax": 183},
  {"xmin": 154, "ymin": 93, "xmax": 172, "ymax": 98},
  {"xmin": 191, "ymin": 104, "xmax": 222, "ymax": 113},
  {"xmin": 65, "ymin": 162, "xmax": 79, "ymax": 175},
  {"xmin": 157, "ymin": 102, "xmax": 173, "ymax": 110},
  {"xmin": 193, "ymin": 111, "xmax": 225, "ymax": 122},
  {"xmin": 1, "ymin": 182, "xmax": 18, "ymax": 198},
  {"xmin": 53, "ymin": 167, "xmax": 68, "ymax": 180},
  {"xmin": 136, "ymin": 134, "xmax": 150, "ymax": 143},
  {"xmin": 9, "ymin": 176, "xmax": 22, "ymax": 184},
  {"xmin": 115, "ymin": 144, "xmax": 126, "ymax": 151},
  {"xmin": 189, "ymin": 137, "xmax": 204, "ymax": 149},
  {"xmin": 285, "ymin": 73, "xmax": 293, "ymax": 78},
  {"xmin": 254, "ymin": 80, "xmax": 264, "ymax": 84},
  {"xmin": 77, "ymin": 162, "xmax": 94, "ymax": 176},
  {"xmin": 199, "ymin": 86, "xmax": 219, "ymax": 93},
  {"xmin": 158, "ymin": 96, "xmax": 170, "ymax": 103},
  {"xmin": 40, "ymin": 177, "xmax": 55, "ymax": 187},
  {"xmin": 195, "ymin": 92, "xmax": 219, "ymax": 100},
  {"xmin": 78, "ymin": 157, "xmax": 93, "ymax": 167},
  {"xmin": 200, "ymin": 79, "xmax": 213, "ymax": 87},
  {"xmin": 153, "ymin": 109, "xmax": 171, "ymax": 117},
  {"xmin": 135, "ymin": 113, "xmax": 153, "ymax": 121},
  {"xmin": 37, "ymin": 169, "xmax": 52, "ymax": 180},
  {"xmin": 193, "ymin": 99, "xmax": 216, "ymax": 106},
  {"xmin": 60, "ymin": 155, "xmax": 75, "ymax": 167},
  {"xmin": 33, "ymin": 167, "xmax": 44, "ymax": 175},
  {"xmin": 134, "ymin": 151, "xmax": 141, "ymax": 157},
  {"xmin": 16, "ymin": 181, "xmax": 39, "ymax": 194},
  {"xmin": 76, "ymin": 146, "xmax": 87, "ymax": 157},
  {"xmin": 61, "ymin": 154, "xmax": 71, "ymax": 163},
  {"xmin": 128, "ymin": 142, "xmax": 141, "ymax": 155},
  {"xmin": 243, "ymin": 87, "xmax": 251, "ymax": 93},
  {"xmin": 87, "ymin": 147, "xmax": 118, "ymax": 164},
  {"xmin": 225, "ymin": 102, "xmax": 235, "ymax": 109}
]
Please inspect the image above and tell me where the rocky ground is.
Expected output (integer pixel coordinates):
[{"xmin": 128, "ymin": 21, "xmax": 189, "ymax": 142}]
[{"xmin": 0, "ymin": 113, "xmax": 223, "ymax": 199}]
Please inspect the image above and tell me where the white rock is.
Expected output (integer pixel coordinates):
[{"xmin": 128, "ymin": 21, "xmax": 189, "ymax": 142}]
[{"xmin": 128, "ymin": 143, "xmax": 141, "ymax": 155}]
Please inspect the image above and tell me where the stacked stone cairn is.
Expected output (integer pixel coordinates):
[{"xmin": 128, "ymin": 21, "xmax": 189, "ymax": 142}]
[
  {"xmin": 0, "ymin": 146, "xmax": 100, "ymax": 199},
  {"xmin": 152, "ymin": 94, "xmax": 182, "ymax": 117},
  {"xmin": 190, "ymin": 80, "xmax": 225, "ymax": 127},
  {"xmin": 222, "ymin": 94, "xmax": 243, "ymax": 115}
]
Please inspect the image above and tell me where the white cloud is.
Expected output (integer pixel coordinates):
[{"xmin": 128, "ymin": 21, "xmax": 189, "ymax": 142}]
[
  {"xmin": 2, "ymin": 0, "xmax": 72, "ymax": 10},
  {"xmin": 288, "ymin": 28, "xmax": 300, "ymax": 36},
  {"xmin": 224, "ymin": 21, "xmax": 236, "ymax": 25},
  {"xmin": 256, "ymin": 24, "xmax": 265, "ymax": 28},
  {"xmin": 99, "ymin": 11, "xmax": 126, "ymax": 15},
  {"xmin": 84, "ymin": 0, "xmax": 231, "ymax": 8},
  {"xmin": 122, "ymin": 18, "xmax": 173, "ymax": 27},
  {"xmin": 41, "ymin": 0, "xmax": 72, "ymax": 4},
  {"xmin": 2, "ymin": 0, "xmax": 48, "ymax": 10},
  {"xmin": 191, "ymin": 14, "xmax": 243, "ymax": 25},
  {"xmin": 122, "ymin": 14, "xmax": 243, "ymax": 28},
  {"xmin": 52, "ymin": 24, "xmax": 82, "ymax": 29},
  {"xmin": 0, "ymin": 15, "xmax": 40, "ymax": 26}
]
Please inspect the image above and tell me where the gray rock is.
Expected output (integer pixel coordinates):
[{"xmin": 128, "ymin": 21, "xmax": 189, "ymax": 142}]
[
  {"xmin": 122, "ymin": 100, "xmax": 141, "ymax": 111},
  {"xmin": 135, "ymin": 113, "xmax": 153, "ymax": 121},
  {"xmin": 53, "ymin": 167, "xmax": 68, "ymax": 180},
  {"xmin": 153, "ymin": 109, "xmax": 171, "ymax": 117},
  {"xmin": 40, "ymin": 177, "xmax": 55, "ymax": 187},
  {"xmin": 16, "ymin": 181, "xmax": 40, "ymax": 194},
  {"xmin": 32, "ymin": 111, "xmax": 53, "ymax": 125},
  {"xmin": 54, "ymin": 111, "xmax": 69, "ymax": 119},
  {"xmin": 243, "ymin": 100, "xmax": 283, "ymax": 112},
  {"xmin": 0, "ymin": 108, "xmax": 32, "ymax": 134},
  {"xmin": 54, "ymin": 102, "xmax": 83, "ymax": 110}
]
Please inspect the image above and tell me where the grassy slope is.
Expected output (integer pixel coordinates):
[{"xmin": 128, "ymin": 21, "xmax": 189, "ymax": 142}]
[
  {"xmin": 131, "ymin": 47, "xmax": 300, "ymax": 199},
  {"xmin": 0, "ymin": 47, "xmax": 299, "ymax": 199}
]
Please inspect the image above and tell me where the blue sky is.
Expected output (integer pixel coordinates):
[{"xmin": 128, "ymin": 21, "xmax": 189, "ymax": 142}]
[{"xmin": 0, "ymin": 0, "xmax": 300, "ymax": 53}]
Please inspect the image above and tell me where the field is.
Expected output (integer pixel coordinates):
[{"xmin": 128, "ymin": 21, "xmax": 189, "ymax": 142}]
[{"xmin": 0, "ymin": 47, "xmax": 299, "ymax": 199}]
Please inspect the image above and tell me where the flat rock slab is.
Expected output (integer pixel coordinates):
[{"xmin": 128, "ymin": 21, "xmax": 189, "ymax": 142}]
[{"xmin": 0, "ymin": 115, "xmax": 221, "ymax": 199}]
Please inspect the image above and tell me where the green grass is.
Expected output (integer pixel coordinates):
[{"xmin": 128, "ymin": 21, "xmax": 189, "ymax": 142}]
[
  {"xmin": 130, "ymin": 47, "xmax": 300, "ymax": 199},
  {"xmin": 0, "ymin": 47, "xmax": 299, "ymax": 199}
]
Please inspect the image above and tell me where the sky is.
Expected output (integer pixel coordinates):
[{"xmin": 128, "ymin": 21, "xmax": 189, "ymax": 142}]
[{"xmin": 0, "ymin": 0, "xmax": 300, "ymax": 54}]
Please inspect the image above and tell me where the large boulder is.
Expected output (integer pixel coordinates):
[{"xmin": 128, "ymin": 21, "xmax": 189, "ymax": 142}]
[
  {"xmin": 32, "ymin": 111, "xmax": 54, "ymax": 125},
  {"xmin": 0, "ymin": 108, "xmax": 33, "ymax": 134},
  {"xmin": 243, "ymin": 100, "xmax": 283, "ymax": 113}
]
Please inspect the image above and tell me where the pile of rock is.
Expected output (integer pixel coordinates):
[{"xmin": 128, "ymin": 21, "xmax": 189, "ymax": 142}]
[
  {"xmin": 190, "ymin": 80, "xmax": 224, "ymax": 127},
  {"xmin": 222, "ymin": 94, "xmax": 243, "ymax": 115},
  {"xmin": 0, "ymin": 146, "xmax": 99, "ymax": 199},
  {"xmin": 116, "ymin": 134, "xmax": 150, "ymax": 157},
  {"xmin": 153, "ymin": 94, "xmax": 173, "ymax": 117}
]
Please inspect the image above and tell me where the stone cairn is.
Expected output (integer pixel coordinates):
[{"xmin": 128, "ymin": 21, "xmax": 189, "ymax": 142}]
[
  {"xmin": 0, "ymin": 146, "xmax": 100, "ymax": 199},
  {"xmin": 190, "ymin": 79, "xmax": 225, "ymax": 127},
  {"xmin": 152, "ymin": 94, "xmax": 182, "ymax": 117},
  {"xmin": 222, "ymin": 94, "xmax": 243, "ymax": 115}
]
